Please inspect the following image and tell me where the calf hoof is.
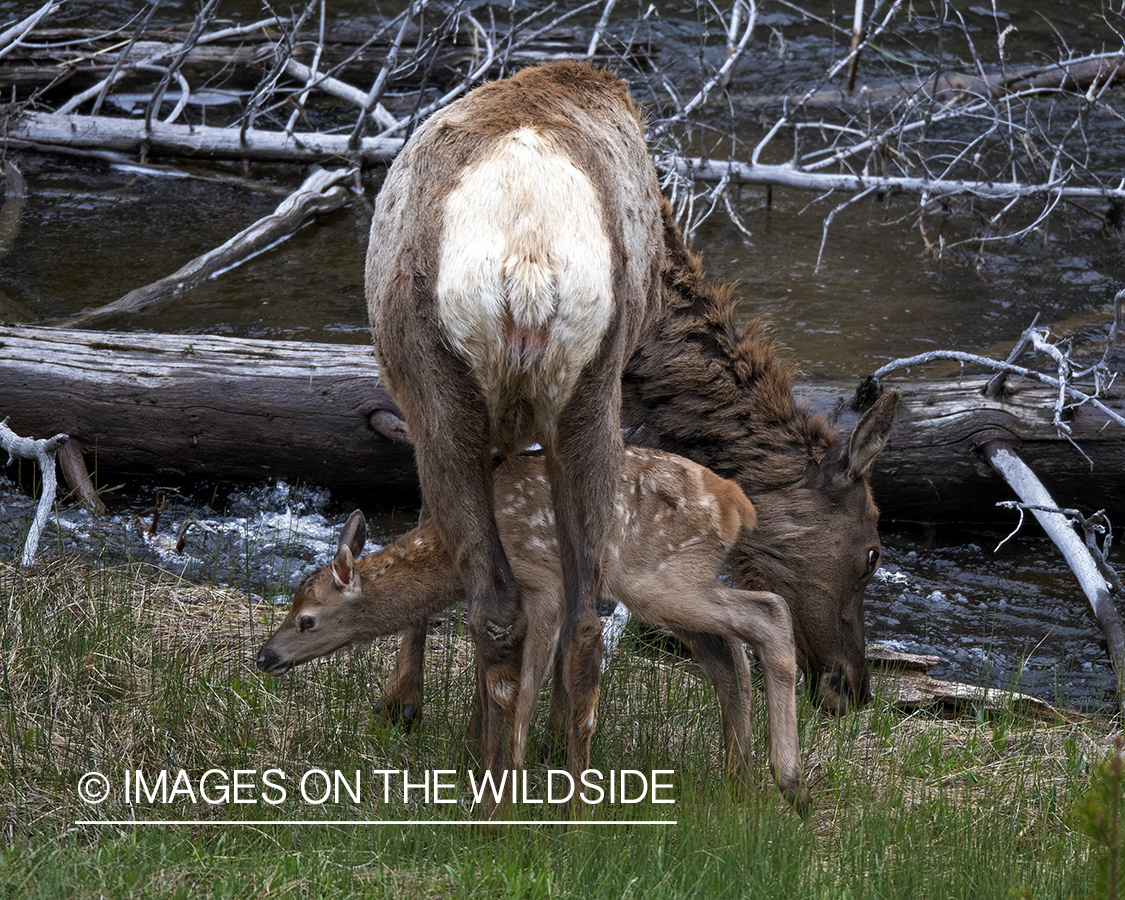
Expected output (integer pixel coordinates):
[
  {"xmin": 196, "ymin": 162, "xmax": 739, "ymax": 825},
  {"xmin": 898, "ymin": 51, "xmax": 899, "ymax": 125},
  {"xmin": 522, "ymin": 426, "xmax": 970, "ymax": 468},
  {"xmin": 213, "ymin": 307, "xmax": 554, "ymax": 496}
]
[
  {"xmin": 784, "ymin": 776, "xmax": 812, "ymax": 818},
  {"xmin": 373, "ymin": 698, "xmax": 421, "ymax": 730}
]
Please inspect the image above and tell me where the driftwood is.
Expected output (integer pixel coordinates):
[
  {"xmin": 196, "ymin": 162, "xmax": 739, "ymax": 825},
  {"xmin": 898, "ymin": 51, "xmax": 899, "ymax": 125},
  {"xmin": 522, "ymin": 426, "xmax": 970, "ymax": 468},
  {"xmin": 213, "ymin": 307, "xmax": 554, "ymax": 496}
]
[
  {"xmin": 0, "ymin": 417, "xmax": 68, "ymax": 565},
  {"xmin": 865, "ymin": 643, "xmax": 1067, "ymax": 723},
  {"xmin": 983, "ymin": 441, "xmax": 1125, "ymax": 695},
  {"xmin": 2, "ymin": 325, "xmax": 1124, "ymax": 522},
  {"xmin": 57, "ymin": 166, "xmax": 355, "ymax": 329},
  {"xmin": 2, "ymin": 112, "xmax": 404, "ymax": 167}
]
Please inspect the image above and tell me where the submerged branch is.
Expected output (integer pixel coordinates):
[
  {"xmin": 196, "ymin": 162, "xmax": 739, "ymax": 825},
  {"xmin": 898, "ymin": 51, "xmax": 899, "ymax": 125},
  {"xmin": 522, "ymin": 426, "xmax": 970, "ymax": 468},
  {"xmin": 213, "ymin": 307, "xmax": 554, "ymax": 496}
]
[{"xmin": 57, "ymin": 167, "xmax": 355, "ymax": 328}]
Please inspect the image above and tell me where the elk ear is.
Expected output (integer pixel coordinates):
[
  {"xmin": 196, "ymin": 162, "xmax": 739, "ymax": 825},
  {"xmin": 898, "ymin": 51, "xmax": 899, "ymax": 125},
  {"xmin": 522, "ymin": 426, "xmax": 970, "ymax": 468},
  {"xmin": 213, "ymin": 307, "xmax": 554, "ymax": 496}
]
[
  {"xmin": 845, "ymin": 389, "xmax": 899, "ymax": 481},
  {"xmin": 338, "ymin": 509, "xmax": 367, "ymax": 558},
  {"xmin": 331, "ymin": 510, "xmax": 367, "ymax": 591}
]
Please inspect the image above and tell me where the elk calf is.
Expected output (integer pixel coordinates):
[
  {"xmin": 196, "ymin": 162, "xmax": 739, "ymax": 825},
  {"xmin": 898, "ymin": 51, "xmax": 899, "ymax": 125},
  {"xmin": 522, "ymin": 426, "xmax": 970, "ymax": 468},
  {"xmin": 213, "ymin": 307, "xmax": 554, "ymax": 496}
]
[{"xmin": 257, "ymin": 448, "xmax": 807, "ymax": 810}]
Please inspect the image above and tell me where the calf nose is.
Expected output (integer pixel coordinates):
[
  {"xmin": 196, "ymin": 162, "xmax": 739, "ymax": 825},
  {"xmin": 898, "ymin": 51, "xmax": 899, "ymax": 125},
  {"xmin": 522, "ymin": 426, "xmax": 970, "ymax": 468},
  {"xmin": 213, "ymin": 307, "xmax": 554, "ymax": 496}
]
[{"xmin": 256, "ymin": 647, "xmax": 276, "ymax": 672}]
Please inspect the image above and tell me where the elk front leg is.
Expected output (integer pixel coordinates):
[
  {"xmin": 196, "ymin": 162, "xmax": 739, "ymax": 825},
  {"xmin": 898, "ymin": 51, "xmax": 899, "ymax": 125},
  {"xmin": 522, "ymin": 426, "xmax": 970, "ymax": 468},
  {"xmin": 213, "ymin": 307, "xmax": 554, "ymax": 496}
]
[
  {"xmin": 374, "ymin": 623, "xmax": 428, "ymax": 727},
  {"xmin": 676, "ymin": 630, "xmax": 754, "ymax": 787}
]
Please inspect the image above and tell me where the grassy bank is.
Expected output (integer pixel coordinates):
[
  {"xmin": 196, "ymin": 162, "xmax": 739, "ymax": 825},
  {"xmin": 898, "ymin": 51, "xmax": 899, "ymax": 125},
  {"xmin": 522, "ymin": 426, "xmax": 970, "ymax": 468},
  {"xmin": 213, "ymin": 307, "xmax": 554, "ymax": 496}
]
[{"xmin": 0, "ymin": 558, "xmax": 1118, "ymax": 898}]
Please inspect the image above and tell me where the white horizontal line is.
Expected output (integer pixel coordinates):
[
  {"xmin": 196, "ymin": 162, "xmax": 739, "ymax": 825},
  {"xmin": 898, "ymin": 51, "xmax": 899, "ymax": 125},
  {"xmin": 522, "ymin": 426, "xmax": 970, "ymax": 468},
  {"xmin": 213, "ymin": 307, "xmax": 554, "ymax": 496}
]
[{"xmin": 76, "ymin": 819, "xmax": 677, "ymax": 827}]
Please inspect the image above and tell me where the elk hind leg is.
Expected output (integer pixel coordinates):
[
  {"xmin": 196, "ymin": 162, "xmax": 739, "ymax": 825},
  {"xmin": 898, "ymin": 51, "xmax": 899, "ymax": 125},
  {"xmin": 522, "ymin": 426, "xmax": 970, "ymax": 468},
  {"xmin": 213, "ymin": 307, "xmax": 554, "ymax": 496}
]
[
  {"xmin": 676, "ymin": 629, "xmax": 754, "ymax": 788},
  {"xmin": 546, "ymin": 405, "xmax": 620, "ymax": 783}
]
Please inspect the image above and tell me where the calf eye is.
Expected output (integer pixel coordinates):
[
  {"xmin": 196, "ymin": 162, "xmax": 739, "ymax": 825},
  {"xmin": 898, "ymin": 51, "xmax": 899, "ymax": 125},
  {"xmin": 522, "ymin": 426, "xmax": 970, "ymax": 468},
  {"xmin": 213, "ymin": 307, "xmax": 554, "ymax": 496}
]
[
  {"xmin": 864, "ymin": 549, "xmax": 880, "ymax": 576},
  {"xmin": 299, "ymin": 615, "xmax": 316, "ymax": 632}
]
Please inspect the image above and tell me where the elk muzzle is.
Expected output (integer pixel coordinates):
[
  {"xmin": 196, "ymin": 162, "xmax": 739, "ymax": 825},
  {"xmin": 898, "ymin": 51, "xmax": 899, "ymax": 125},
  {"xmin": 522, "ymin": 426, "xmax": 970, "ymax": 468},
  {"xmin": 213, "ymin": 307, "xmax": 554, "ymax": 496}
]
[{"xmin": 255, "ymin": 645, "xmax": 293, "ymax": 676}]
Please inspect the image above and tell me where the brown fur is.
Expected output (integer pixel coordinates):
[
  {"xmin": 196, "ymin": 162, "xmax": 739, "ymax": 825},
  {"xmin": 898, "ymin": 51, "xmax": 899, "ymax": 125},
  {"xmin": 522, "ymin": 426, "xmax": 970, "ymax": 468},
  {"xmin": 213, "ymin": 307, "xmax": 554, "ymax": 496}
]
[
  {"xmin": 257, "ymin": 449, "xmax": 807, "ymax": 811},
  {"xmin": 367, "ymin": 60, "xmax": 898, "ymax": 745},
  {"xmin": 621, "ymin": 200, "xmax": 899, "ymax": 709}
]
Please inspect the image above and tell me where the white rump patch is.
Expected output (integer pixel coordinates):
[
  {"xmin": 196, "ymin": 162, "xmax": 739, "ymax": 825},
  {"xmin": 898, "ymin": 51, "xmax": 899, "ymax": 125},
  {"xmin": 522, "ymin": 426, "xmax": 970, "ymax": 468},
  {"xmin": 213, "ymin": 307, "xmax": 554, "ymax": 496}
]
[{"xmin": 435, "ymin": 127, "xmax": 614, "ymax": 422}]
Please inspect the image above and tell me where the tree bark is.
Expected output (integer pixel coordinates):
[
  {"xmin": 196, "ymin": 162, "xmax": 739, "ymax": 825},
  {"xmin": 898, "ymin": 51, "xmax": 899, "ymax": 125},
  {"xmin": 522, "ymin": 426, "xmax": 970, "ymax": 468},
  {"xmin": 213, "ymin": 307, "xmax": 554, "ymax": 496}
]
[
  {"xmin": 0, "ymin": 326, "xmax": 418, "ymax": 497},
  {"xmin": 2, "ymin": 325, "xmax": 1123, "ymax": 521}
]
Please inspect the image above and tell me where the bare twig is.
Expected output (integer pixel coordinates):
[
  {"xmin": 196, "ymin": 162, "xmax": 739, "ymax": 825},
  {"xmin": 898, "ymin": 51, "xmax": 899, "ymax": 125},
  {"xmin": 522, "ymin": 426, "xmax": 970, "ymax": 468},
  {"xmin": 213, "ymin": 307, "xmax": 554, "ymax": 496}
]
[
  {"xmin": 1, "ymin": 417, "xmax": 68, "ymax": 566},
  {"xmin": 586, "ymin": 0, "xmax": 617, "ymax": 61}
]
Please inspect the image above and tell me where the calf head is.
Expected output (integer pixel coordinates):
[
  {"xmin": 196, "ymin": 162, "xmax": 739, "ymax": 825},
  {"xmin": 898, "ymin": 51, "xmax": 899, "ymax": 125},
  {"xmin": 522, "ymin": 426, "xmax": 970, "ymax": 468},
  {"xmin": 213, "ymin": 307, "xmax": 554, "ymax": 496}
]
[
  {"xmin": 256, "ymin": 510, "xmax": 369, "ymax": 676},
  {"xmin": 732, "ymin": 390, "xmax": 898, "ymax": 713}
]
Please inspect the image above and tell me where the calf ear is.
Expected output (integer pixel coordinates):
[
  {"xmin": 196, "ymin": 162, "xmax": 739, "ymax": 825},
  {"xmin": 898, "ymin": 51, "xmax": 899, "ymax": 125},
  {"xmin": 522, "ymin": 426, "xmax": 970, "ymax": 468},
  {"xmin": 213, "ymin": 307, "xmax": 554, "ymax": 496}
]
[
  {"xmin": 338, "ymin": 509, "xmax": 367, "ymax": 558},
  {"xmin": 332, "ymin": 543, "xmax": 358, "ymax": 590},
  {"xmin": 846, "ymin": 390, "xmax": 898, "ymax": 481},
  {"xmin": 331, "ymin": 510, "xmax": 367, "ymax": 590}
]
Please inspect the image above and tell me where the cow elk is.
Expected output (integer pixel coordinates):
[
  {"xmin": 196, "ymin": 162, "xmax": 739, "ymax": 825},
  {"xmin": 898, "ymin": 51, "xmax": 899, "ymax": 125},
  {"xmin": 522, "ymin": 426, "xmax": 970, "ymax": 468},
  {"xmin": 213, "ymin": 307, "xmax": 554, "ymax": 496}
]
[
  {"xmin": 364, "ymin": 60, "xmax": 667, "ymax": 785},
  {"xmin": 372, "ymin": 61, "xmax": 900, "ymax": 727},
  {"xmin": 256, "ymin": 448, "xmax": 808, "ymax": 811}
]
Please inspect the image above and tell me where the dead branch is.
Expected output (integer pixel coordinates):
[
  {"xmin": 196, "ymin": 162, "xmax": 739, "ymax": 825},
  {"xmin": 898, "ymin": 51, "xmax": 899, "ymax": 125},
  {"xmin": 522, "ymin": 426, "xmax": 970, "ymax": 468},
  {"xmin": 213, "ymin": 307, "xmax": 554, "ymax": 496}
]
[
  {"xmin": 0, "ymin": 2, "xmax": 59, "ymax": 60},
  {"xmin": 3, "ymin": 111, "xmax": 403, "ymax": 167},
  {"xmin": 3, "ymin": 2, "xmax": 1125, "ymax": 258},
  {"xmin": 985, "ymin": 442, "xmax": 1125, "ymax": 698},
  {"xmin": 0, "ymin": 416, "xmax": 68, "ymax": 566},
  {"xmin": 57, "ymin": 166, "xmax": 355, "ymax": 328},
  {"xmin": 857, "ymin": 309, "xmax": 1125, "ymax": 434}
]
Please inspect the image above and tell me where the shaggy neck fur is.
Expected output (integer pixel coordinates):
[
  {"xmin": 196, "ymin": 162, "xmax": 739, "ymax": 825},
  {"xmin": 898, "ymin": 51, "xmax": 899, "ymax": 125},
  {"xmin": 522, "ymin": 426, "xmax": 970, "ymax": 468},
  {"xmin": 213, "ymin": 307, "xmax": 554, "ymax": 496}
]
[{"xmin": 622, "ymin": 199, "xmax": 838, "ymax": 493}]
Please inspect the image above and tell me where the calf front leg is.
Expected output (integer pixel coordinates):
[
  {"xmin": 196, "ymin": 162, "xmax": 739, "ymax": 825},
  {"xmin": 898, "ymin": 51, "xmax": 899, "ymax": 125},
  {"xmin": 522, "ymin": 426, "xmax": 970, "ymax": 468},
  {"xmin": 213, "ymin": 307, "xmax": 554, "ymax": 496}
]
[
  {"xmin": 374, "ymin": 623, "xmax": 428, "ymax": 727},
  {"xmin": 675, "ymin": 630, "xmax": 754, "ymax": 786}
]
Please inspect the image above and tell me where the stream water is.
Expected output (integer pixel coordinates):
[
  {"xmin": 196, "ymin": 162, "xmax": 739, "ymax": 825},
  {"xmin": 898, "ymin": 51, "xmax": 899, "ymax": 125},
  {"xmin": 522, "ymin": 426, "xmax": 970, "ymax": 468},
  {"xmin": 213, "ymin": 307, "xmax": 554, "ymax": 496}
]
[{"xmin": 1, "ymin": 0, "xmax": 1124, "ymax": 712}]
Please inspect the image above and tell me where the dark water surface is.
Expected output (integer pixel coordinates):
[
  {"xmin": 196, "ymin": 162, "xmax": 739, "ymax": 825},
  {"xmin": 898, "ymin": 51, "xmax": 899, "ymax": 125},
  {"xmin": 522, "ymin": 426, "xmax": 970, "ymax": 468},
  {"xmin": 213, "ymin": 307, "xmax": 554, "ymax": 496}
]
[{"xmin": 1, "ymin": 0, "xmax": 1124, "ymax": 711}]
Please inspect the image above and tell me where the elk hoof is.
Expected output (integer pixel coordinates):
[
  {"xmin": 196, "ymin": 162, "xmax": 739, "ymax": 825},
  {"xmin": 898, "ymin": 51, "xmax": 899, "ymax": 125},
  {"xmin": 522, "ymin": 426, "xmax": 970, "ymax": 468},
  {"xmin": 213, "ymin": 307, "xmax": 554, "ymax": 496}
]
[
  {"xmin": 372, "ymin": 698, "xmax": 421, "ymax": 730},
  {"xmin": 786, "ymin": 777, "xmax": 812, "ymax": 818}
]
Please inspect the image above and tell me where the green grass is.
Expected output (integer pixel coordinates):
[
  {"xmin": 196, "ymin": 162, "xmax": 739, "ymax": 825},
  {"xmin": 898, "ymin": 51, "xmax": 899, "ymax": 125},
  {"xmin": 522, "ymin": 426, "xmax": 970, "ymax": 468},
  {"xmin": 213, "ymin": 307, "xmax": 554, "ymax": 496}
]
[{"xmin": 0, "ymin": 557, "xmax": 1117, "ymax": 898}]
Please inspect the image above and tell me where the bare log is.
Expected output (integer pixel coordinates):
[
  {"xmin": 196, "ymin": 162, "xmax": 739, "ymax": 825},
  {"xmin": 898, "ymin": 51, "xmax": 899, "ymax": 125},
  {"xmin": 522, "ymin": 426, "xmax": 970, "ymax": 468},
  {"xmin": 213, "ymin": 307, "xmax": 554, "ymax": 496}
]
[
  {"xmin": 2, "ymin": 326, "xmax": 1124, "ymax": 523},
  {"xmin": 983, "ymin": 440, "xmax": 1125, "ymax": 695},
  {"xmin": 0, "ymin": 327, "xmax": 417, "ymax": 495},
  {"xmin": 663, "ymin": 157, "xmax": 1125, "ymax": 203},
  {"xmin": 0, "ymin": 417, "xmax": 68, "ymax": 566},
  {"xmin": 2, "ymin": 111, "xmax": 403, "ymax": 167},
  {"xmin": 57, "ymin": 166, "xmax": 354, "ymax": 328}
]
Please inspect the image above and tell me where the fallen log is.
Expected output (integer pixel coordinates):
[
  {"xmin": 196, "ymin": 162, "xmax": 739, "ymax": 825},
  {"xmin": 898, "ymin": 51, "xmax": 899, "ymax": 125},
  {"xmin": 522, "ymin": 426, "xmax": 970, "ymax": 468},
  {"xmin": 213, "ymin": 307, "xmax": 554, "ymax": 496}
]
[
  {"xmin": 0, "ymin": 326, "xmax": 418, "ymax": 497},
  {"xmin": 1, "ymin": 325, "xmax": 1124, "ymax": 521},
  {"xmin": 1, "ymin": 111, "xmax": 404, "ymax": 167}
]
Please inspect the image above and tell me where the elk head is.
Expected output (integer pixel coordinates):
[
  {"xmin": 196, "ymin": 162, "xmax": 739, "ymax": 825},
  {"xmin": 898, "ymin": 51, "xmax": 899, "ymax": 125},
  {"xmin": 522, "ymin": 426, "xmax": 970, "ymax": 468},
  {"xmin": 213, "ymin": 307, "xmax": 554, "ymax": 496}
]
[{"xmin": 732, "ymin": 390, "xmax": 898, "ymax": 713}]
